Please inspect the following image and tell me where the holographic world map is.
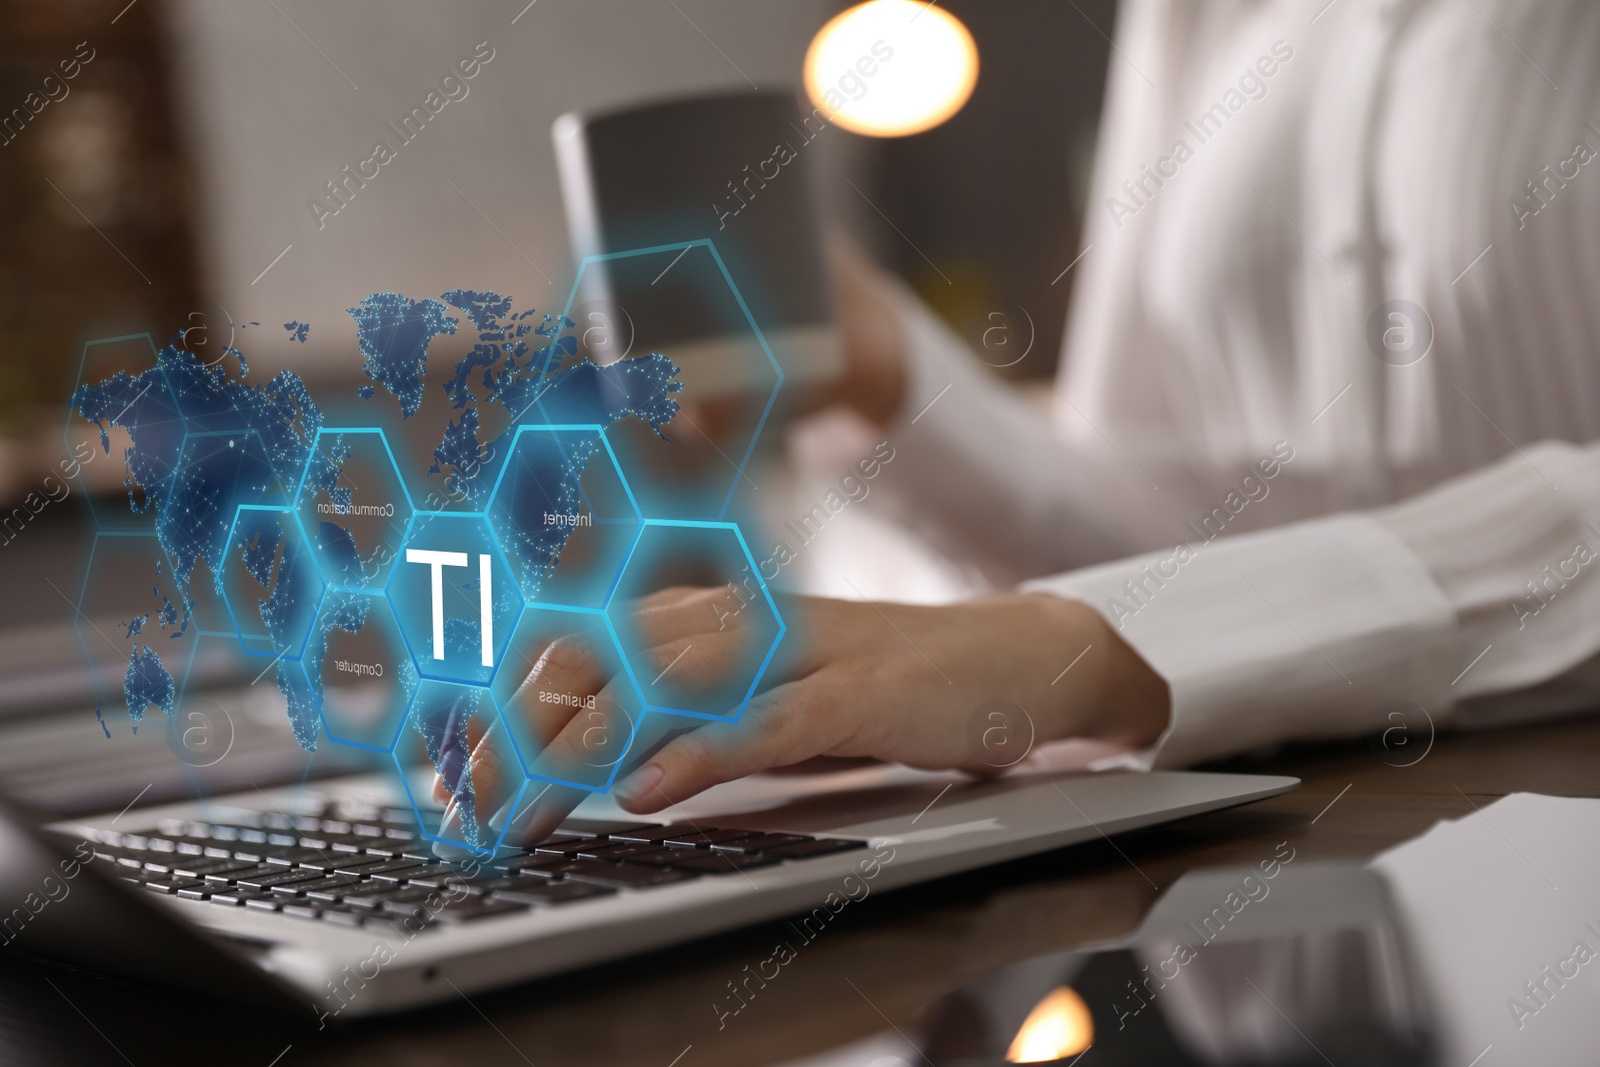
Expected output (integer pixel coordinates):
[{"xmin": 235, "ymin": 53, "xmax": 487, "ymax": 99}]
[{"xmin": 70, "ymin": 246, "xmax": 786, "ymax": 853}]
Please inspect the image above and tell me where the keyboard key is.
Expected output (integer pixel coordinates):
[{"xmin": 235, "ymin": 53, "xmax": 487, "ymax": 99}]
[
  {"xmin": 274, "ymin": 875, "xmax": 365, "ymax": 898},
  {"xmin": 494, "ymin": 853, "xmax": 566, "ymax": 873},
  {"xmin": 204, "ymin": 864, "xmax": 281, "ymax": 885},
  {"xmin": 353, "ymin": 860, "xmax": 430, "ymax": 881},
  {"xmin": 230, "ymin": 843, "xmax": 307, "ymax": 863},
  {"xmin": 297, "ymin": 832, "xmax": 378, "ymax": 852},
  {"xmin": 396, "ymin": 846, "xmax": 439, "ymax": 861},
  {"xmin": 210, "ymin": 888, "xmax": 277, "ymax": 906},
  {"xmin": 176, "ymin": 886, "xmax": 213, "ymax": 901},
  {"xmin": 660, "ymin": 829, "xmax": 754, "ymax": 849},
  {"xmin": 763, "ymin": 838, "xmax": 867, "ymax": 860},
  {"xmin": 575, "ymin": 842, "xmax": 673, "ymax": 861},
  {"xmin": 553, "ymin": 861, "xmax": 699, "ymax": 889},
  {"xmin": 554, "ymin": 819, "xmax": 658, "ymax": 839},
  {"xmin": 392, "ymin": 864, "xmax": 469, "ymax": 888},
  {"xmin": 244, "ymin": 897, "xmax": 284, "ymax": 913},
  {"xmin": 298, "ymin": 853, "xmax": 388, "ymax": 873},
  {"xmin": 171, "ymin": 859, "xmax": 255, "ymax": 879},
  {"xmin": 322, "ymin": 908, "xmax": 366, "ymax": 927},
  {"xmin": 529, "ymin": 837, "xmax": 592, "ymax": 856},
  {"xmin": 340, "ymin": 888, "xmax": 408, "ymax": 911},
  {"xmin": 471, "ymin": 876, "xmax": 532, "ymax": 893},
  {"xmin": 670, "ymin": 852, "xmax": 783, "ymax": 874},
  {"xmin": 235, "ymin": 868, "xmax": 329, "ymax": 891},
  {"xmin": 140, "ymin": 857, "xmax": 192, "ymax": 875},
  {"xmin": 379, "ymin": 889, "xmax": 446, "ymax": 916},
  {"xmin": 281, "ymin": 903, "xmax": 323, "ymax": 920},
  {"xmin": 488, "ymin": 880, "xmax": 616, "ymax": 906},
  {"xmin": 604, "ymin": 826, "xmax": 691, "ymax": 844},
  {"xmin": 611, "ymin": 848, "xmax": 691, "ymax": 867},
  {"xmin": 141, "ymin": 877, "xmax": 206, "ymax": 895},
  {"xmin": 709, "ymin": 833, "xmax": 814, "ymax": 853},
  {"xmin": 434, "ymin": 900, "xmax": 531, "ymax": 923},
  {"xmin": 263, "ymin": 848, "xmax": 339, "ymax": 868}
]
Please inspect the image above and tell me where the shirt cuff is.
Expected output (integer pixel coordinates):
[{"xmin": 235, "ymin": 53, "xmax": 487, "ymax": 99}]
[{"xmin": 1021, "ymin": 514, "xmax": 1459, "ymax": 768}]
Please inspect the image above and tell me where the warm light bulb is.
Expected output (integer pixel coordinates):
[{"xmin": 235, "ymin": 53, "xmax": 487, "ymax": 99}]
[
  {"xmin": 1005, "ymin": 986, "xmax": 1094, "ymax": 1063},
  {"xmin": 803, "ymin": 0, "xmax": 978, "ymax": 137}
]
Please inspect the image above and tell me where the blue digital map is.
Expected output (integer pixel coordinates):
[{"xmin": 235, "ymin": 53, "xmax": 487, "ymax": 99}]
[{"xmin": 72, "ymin": 290, "xmax": 682, "ymax": 848}]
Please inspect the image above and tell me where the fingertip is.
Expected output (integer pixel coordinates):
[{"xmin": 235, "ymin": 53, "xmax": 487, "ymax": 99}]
[{"xmin": 612, "ymin": 763, "xmax": 665, "ymax": 812}]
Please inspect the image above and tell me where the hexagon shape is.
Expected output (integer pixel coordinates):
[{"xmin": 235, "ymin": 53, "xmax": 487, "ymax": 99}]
[
  {"xmin": 386, "ymin": 511, "xmax": 520, "ymax": 687},
  {"xmin": 74, "ymin": 530, "xmax": 189, "ymax": 724},
  {"xmin": 294, "ymin": 590, "xmax": 419, "ymax": 752},
  {"xmin": 490, "ymin": 603, "xmax": 645, "ymax": 793},
  {"xmin": 547, "ymin": 240, "xmax": 782, "ymax": 523},
  {"xmin": 294, "ymin": 427, "xmax": 415, "ymax": 591},
  {"xmin": 66, "ymin": 333, "xmax": 188, "ymax": 531},
  {"xmin": 217, "ymin": 505, "xmax": 326, "ymax": 661},
  {"xmin": 390, "ymin": 680, "xmax": 526, "ymax": 855},
  {"xmin": 605, "ymin": 519, "xmax": 784, "ymax": 722},
  {"xmin": 485, "ymin": 425, "xmax": 643, "ymax": 609}
]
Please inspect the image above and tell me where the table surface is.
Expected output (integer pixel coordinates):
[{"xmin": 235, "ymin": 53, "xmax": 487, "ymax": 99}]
[{"xmin": 5, "ymin": 713, "xmax": 1598, "ymax": 1067}]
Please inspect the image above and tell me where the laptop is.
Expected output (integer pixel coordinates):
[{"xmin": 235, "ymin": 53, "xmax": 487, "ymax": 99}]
[{"xmin": 6, "ymin": 762, "xmax": 1296, "ymax": 1018}]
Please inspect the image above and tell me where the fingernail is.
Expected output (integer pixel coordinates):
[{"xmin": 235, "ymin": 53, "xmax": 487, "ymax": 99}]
[
  {"xmin": 432, "ymin": 838, "xmax": 474, "ymax": 861},
  {"xmin": 432, "ymin": 798, "xmax": 471, "ymax": 859},
  {"xmin": 614, "ymin": 763, "xmax": 663, "ymax": 807}
]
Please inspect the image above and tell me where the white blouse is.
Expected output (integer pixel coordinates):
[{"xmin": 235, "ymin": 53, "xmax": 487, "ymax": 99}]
[{"xmin": 873, "ymin": 0, "xmax": 1600, "ymax": 767}]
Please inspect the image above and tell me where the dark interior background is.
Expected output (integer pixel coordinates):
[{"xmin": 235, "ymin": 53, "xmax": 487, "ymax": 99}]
[{"xmin": 0, "ymin": 0, "xmax": 1114, "ymax": 504}]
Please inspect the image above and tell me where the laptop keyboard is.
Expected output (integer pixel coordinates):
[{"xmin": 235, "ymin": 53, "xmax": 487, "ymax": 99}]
[{"xmin": 70, "ymin": 805, "xmax": 865, "ymax": 935}]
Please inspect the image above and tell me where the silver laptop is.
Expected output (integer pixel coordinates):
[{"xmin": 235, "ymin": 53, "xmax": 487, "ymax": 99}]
[{"xmin": 9, "ymin": 763, "xmax": 1295, "ymax": 1018}]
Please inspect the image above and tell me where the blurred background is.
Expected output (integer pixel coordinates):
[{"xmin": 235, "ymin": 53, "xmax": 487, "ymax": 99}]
[
  {"xmin": 0, "ymin": 0, "xmax": 1113, "ymax": 812},
  {"xmin": 0, "ymin": 0, "xmax": 1112, "ymax": 471}
]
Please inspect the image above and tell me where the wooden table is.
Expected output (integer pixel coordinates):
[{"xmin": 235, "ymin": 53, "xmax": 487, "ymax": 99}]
[{"xmin": 6, "ymin": 714, "xmax": 1598, "ymax": 1067}]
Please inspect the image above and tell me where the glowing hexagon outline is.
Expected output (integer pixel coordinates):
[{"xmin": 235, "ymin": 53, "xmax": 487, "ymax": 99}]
[
  {"xmin": 546, "ymin": 239, "xmax": 784, "ymax": 521},
  {"xmin": 382, "ymin": 509, "xmax": 523, "ymax": 689},
  {"xmin": 484, "ymin": 423, "xmax": 647, "ymax": 608},
  {"xmin": 390, "ymin": 682, "xmax": 527, "ymax": 856},
  {"xmin": 494, "ymin": 601, "xmax": 647, "ymax": 794},
  {"xmin": 291, "ymin": 426, "xmax": 416, "ymax": 593},
  {"xmin": 291, "ymin": 588, "xmax": 415, "ymax": 754},
  {"xmin": 604, "ymin": 518, "xmax": 785, "ymax": 723},
  {"xmin": 217, "ymin": 503, "xmax": 327, "ymax": 662},
  {"xmin": 66, "ymin": 332, "xmax": 189, "ymax": 532}
]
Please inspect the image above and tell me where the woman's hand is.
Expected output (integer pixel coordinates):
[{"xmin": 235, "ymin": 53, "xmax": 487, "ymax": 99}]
[{"xmin": 433, "ymin": 588, "xmax": 1170, "ymax": 847}]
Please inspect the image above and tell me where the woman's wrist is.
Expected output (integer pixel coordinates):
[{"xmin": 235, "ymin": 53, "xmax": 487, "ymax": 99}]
[{"xmin": 1021, "ymin": 592, "xmax": 1171, "ymax": 752}]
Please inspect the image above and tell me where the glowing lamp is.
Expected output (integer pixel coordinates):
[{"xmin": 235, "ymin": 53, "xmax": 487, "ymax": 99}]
[
  {"xmin": 803, "ymin": 0, "xmax": 978, "ymax": 137},
  {"xmin": 1005, "ymin": 985, "xmax": 1094, "ymax": 1063}
]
